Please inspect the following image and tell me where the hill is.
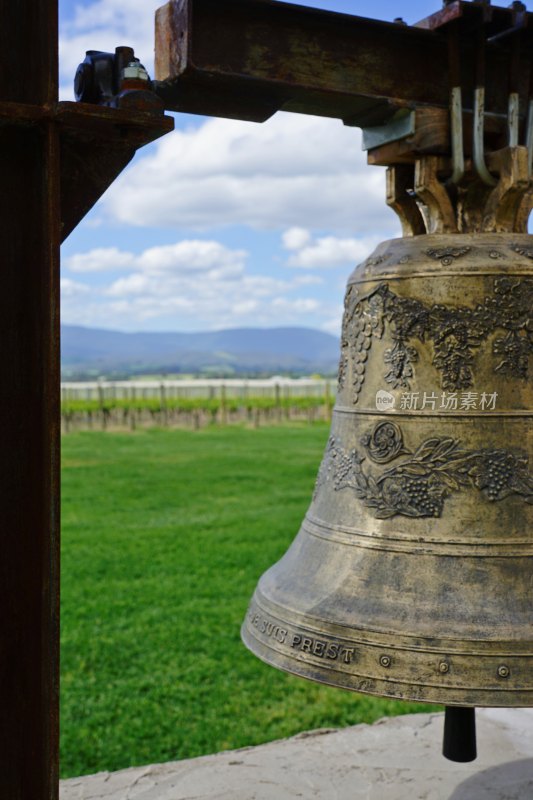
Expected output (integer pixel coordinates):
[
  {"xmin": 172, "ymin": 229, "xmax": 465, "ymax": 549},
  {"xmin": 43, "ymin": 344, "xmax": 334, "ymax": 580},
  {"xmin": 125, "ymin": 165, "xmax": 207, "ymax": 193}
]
[{"xmin": 61, "ymin": 324, "xmax": 340, "ymax": 378}]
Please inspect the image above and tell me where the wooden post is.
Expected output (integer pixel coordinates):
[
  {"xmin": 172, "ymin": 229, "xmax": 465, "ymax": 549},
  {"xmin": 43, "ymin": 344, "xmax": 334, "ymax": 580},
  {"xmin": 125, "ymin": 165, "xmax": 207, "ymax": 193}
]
[
  {"xmin": 0, "ymin": 1, "xmax": 60, "ymax": 796},
  {"xmin": 98, "ymin": 381, "xmax": 107, "ymax": 430},
  {"xmin": 0, "ymin": 0, "xmax": 173, "ymax": 792},
  {"xmin": 220, "ymin": 383, "xmax": 227, "ymax": 425},
  {"xmin": 160, "ymin": 381, "xmax": 168, "ymax": 425},
  {"xmin": 284, "ymin": 384, "xmax": 291, "ymax": 421},
  {"xmin": 275, "ymin": 382, "xmax": 282, "ymax": 423},
  {"xmin": 324, "ymin": 379, "xmax": 332, "ymax": 422},
  {"xmin": 130, "ymin": 385, "xmax": 137, "ymax": 430}
]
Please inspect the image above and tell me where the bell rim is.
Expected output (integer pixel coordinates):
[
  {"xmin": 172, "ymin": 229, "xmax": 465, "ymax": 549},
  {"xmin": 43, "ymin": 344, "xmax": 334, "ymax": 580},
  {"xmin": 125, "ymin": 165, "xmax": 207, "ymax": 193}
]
[{"xmin": 242, "ymin": 591, "xmax": 533, "ymax": 707}]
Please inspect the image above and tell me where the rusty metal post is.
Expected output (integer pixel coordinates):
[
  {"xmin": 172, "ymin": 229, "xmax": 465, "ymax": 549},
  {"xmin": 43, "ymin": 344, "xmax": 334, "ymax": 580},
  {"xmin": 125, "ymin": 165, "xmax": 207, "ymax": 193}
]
[
  {"xmin": 0, "ymin": 1, "xmax": 173, "ymax": 793},
  {"xmin": 0, "ymin": 0, "xmax": 60, "ymax": 797}
]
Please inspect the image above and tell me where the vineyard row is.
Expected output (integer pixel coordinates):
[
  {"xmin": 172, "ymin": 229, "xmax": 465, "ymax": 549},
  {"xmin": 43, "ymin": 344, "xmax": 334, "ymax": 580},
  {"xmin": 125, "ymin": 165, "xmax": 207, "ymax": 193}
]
[{"xmin": 61, "ymin": 395, "xmax": 335, "ymax": 432}]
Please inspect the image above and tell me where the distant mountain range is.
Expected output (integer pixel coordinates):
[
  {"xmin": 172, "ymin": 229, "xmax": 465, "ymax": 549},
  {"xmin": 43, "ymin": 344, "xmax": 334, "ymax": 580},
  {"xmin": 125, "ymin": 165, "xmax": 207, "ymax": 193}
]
[{"xmin": 61, "ymin": 325, "xmax": 340, "ymax": 378}]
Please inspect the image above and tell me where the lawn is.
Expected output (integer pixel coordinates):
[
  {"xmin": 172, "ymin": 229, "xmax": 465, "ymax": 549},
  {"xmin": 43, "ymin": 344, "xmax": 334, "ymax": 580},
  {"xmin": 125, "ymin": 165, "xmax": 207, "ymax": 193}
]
[{"xmin": 61, "ymin": 424, "xmax": 439, "ymax": 778}]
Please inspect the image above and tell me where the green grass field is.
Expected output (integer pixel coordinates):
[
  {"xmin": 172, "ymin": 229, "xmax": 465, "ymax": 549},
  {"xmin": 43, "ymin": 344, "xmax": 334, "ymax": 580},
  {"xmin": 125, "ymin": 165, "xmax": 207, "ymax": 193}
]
[{"xmin": 61, "ymin": 425, "xmax": 439, "ymax": 778}]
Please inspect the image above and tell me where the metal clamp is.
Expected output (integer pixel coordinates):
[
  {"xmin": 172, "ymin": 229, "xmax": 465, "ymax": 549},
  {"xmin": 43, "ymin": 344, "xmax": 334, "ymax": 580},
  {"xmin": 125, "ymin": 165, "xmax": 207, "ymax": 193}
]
[
  {"xmin": 448, "ymin": 86, "xmax": 464, "ymax": 185},
  {"xmin": 74, "ymin": 47, "xmax": 163, "ymax": 113},
  {"xmin": 526, "ymin": 100, "xmax": 533, "ymax": 177},
  {"xmin": 508, "ymin": 92, "xmax": 520, "ymax": 148},
  {"xmin": 473, "ymin": 86, "xmax": 497, "ymax": 186}
]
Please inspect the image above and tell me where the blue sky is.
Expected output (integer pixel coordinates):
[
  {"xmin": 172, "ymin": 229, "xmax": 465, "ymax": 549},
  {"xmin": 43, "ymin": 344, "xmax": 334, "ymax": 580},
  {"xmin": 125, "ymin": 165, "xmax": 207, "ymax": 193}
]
[{"xmin": 58, "ymin": 1, "xmax": 460, "ymax": 334}]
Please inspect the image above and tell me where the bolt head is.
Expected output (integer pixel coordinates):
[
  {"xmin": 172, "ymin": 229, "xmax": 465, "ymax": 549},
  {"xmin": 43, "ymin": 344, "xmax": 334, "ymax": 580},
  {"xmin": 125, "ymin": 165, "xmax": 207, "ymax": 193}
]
[{"xmin": 122, "ymin": 62, "xmax": 149, "ymax": 82}]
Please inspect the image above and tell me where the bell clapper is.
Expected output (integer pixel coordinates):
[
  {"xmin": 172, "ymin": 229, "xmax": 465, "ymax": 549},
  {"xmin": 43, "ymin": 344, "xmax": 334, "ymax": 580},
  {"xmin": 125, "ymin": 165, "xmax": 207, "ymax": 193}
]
[{"xmin": 443, "ymin": 707, "xmax": 477, "ymax": 763}]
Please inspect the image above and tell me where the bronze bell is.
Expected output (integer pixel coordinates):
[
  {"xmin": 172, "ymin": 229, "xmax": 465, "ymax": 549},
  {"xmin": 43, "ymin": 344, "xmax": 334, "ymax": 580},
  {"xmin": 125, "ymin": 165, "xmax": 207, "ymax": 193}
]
[
  {"xmin": 242, "ymin": 231, "xmax": 533, "ymax": 756},
  {"xmin": 241, "ymin": 12, "xmax": 533, "ymax": 760}
]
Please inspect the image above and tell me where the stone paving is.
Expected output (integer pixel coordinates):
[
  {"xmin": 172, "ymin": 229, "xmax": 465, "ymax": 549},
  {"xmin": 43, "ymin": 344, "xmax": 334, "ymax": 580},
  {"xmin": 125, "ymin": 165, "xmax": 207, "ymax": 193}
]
[{"xmin": 60, "ymin": 709, "xmax": 533, "ymax": 800}]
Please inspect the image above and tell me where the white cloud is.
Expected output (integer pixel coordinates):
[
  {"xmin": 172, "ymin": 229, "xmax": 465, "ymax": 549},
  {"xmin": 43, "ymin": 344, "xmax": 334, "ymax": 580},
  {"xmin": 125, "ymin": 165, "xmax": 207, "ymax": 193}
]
[
  {"xmin": 282, "ymin": 228, "xmax": 312, "ymax": 251},
  {"xmin": 283, "ymin": 231, "xmax": 384, "ymax": 268},
  {"xmin": 66, "ymin": 247, "xmax": 136, "ymax": 273},
  {"xmin": 272, "ymin": 298, "xmax": 320, "ymax": 313},
  {"xmin": 105, "ymin": 273, "xmax": 150, "ymax": 297},
  {"xmin": 321, "ymin": 307, "xmax": 345, "ymax": 337},
  {"xmin": 64, "ymin": 240, "xmax": 248, "ymax": 277},
  {"xmin": 103, "ymin": 113, "xmax": 397, "ymax": 233},
  {"xmin": 291, "ymin": 275, "xmax": 323, "ymax": 287},
  {"xmin": 91, "ymin": 271, "xmax": 326, "ymax": 327},
  {"xmin": 136, "ymin": 241, "xmax": 247, "ymax": 275},
  {"xmin": 60, "ymin": 277, "xmax": 90, "ymax": 297},
  {"xmin": 61, "ymin": 239, "xmax": 330, "ymax": 331}
]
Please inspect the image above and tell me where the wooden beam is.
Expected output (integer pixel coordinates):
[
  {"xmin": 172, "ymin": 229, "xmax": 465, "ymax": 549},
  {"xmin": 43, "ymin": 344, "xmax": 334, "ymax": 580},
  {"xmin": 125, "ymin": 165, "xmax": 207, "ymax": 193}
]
[
  {"xmin": 155, "ymin": 0, "xmax": 448, "ymax": 124},
  {"xmin": 155, "ymin": 0, "xmax": 533, "ymax": 125},
  {"xmin": 57, "ymin": 102, "xmax": 173, "ymax": 241}
]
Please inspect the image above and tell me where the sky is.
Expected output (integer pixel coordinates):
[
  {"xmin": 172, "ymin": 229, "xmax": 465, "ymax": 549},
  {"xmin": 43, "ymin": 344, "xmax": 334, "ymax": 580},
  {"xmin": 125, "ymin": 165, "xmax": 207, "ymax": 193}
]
[{"xmin": 58, "ymin": 0, "xmax": 465, "ymax": 335}]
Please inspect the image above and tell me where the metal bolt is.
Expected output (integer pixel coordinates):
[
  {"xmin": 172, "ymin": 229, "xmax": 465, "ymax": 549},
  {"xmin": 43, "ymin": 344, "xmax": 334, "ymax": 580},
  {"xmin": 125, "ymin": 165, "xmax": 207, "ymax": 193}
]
[
  {"xmin": 498, "ymin": 664, "xmax": 510, "ymax": 678},
  {"xmin": 380, "ymin": 655, "xmax": 392, "ymax": 668},
  {"xmin": 122, "ymin": 61, "xmax": 150, "ymax": 82},
  {"xmin": 439, "ymin": 661, "xmax": 450, "ymax": 674}
]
